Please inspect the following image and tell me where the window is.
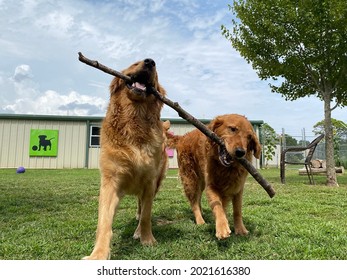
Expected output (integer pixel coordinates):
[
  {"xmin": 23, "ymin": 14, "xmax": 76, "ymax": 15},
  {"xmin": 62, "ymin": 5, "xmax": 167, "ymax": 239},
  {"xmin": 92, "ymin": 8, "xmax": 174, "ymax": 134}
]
[{"xmin": 90, "ymin": 125, "xmax": 101, "ymax": 147}]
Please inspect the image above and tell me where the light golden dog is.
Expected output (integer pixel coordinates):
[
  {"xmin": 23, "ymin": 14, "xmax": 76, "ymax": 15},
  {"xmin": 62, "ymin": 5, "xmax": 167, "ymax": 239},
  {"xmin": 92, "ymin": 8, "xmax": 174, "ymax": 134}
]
[
  {"xmin": 167, "ymin": 114, "xmax": 261, "ymax": 239},
  {"xmin": 84, "ymin": 58, "xmax": 167, "ymax": 260}
]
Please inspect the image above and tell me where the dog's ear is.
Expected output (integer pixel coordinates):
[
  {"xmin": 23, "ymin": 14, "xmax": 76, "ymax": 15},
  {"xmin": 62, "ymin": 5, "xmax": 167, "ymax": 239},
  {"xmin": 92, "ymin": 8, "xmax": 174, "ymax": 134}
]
[
  {"xmin": 249, "ymin": 132, "xmax": 262, "ymax": 159},
  {"xmin": 209, "ymin": 117, "xmax": 224, "ymax": 132},
  {"xmin": 162, "ymin": 120, "xmax": 170, "ymax": 131},
  {"xmin": 109, "ymin": 77, "xmax": 123, "ymax": 95}
]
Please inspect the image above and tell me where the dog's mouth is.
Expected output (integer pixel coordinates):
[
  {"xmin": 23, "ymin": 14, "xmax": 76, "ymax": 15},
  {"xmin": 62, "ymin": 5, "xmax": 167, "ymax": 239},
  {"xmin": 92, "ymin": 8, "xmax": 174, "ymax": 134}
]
[
  {"xmin": 218, "ymin": 146, "xmax": 234, "ymax": 167},
  {"xmin": 126, "ymin": 71, "xmax": 155, "ymax": 96},
  {"xmin": 126, "ymin": 81, "xmax": 147, "ymax": 94}
]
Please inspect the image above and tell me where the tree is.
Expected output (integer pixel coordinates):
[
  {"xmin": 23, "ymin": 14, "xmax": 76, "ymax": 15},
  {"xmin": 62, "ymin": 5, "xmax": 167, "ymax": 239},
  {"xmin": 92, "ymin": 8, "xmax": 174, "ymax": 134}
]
[
  {"xmin": 284, "ymin": 134, "xmax": 298, "ymax": 147},
  {"xmin": 313, "ymin": 118, "xmax": 347, "ymax": 166},
  {"xmin": 222, "ymin": 0, "xmax": 347, "ymax": 186},
  {"xmin": 298, "ymin": 139, "xmax": 310, "ymax": 147},
  {"xmin": 282, "ymin": 134, "xmax": 304, "ymax": 163},
  {"xmin": 261, "ymin": 123, "xmax": 278, "ymax": 167},
  {"xmin": 313, "ymin": 118, "xmax": 347, "ymax": 141}
]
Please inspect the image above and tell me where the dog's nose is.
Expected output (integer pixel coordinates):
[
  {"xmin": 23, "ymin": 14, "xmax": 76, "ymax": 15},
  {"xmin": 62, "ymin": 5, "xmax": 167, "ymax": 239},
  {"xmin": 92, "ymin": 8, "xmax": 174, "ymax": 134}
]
[
  {"xmin": 235, "ymin": 148, "xmax": 246, "ymax": 158},
  {"xmin": 144, "ymin": 58, "xmax": 156, "ymax": 68}
]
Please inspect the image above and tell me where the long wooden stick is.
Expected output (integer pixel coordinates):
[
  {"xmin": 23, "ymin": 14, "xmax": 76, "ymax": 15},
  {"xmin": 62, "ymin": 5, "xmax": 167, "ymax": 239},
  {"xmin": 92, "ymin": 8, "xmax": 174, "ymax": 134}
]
[{"xmin": 78, "ymin": 52, "xmax": 275, "ymax": 198}]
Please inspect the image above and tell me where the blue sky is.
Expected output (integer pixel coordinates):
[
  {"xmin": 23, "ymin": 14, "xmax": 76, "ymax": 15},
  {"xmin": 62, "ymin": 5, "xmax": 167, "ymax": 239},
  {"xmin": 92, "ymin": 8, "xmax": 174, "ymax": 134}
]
[{"xmin": 0, "ymin": 0, "xmax": 345, "ymax": 135}]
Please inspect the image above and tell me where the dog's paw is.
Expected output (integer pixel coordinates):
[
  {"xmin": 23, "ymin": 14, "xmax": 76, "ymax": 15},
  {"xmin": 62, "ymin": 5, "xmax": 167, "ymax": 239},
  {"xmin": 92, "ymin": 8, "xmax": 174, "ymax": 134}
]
[
  {"xmin": 82, "ymin": 251, "xmax": 110, "ymax": 260},
  {"xmin": 215, "ymin": 226, "xmax": 231, "ymax": 240},
  {"xmin": 140, "ymin": 234, "xmax": 157, "ymax": 246},
  {"xmin": 215, "ymin": 219, "xmax": 231, "ymax": 240},
  {"xmin": 83, "ymin": 255, "xmax": 97, "ymax": 260},
  {"xmin": 133, "ymin": 229, "xmax": 157, "ymax": 245},
  {"xmin": 195, "ymin": 217, "xmax": 206, "ymax": 225},
  {"xmin": 133, "ymin": 231, "xmax": 140, "ymax": 240},
  {"xmin": 234, "ymin": 226, "xmax": 249, "ymax": 236}
]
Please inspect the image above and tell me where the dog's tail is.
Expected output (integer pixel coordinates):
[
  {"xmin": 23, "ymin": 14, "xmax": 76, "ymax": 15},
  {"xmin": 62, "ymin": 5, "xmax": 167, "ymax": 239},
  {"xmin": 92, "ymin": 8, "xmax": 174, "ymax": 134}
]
[{"xmin": 166, "ymin": 132, "xmax": 181, "ymax": 149}]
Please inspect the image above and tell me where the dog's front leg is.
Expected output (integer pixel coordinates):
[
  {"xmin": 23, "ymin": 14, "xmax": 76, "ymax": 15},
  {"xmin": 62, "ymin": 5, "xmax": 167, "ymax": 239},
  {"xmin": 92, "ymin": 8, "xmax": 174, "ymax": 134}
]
[
  {"xmin": 83, "ymin": 177, "xmax": 121, "ymax": 260},
  {"xmin": 232, "ymin": 190, "xmax": 249, "ymax": 235},
  {"xmin": 136, "ymin": 198, "xmax": 141, "ymax": 220},
  {"xmin": 133, "ymin": 186, "xmax": 156, "ymax": 245},
  {"xmin": 206, "ymin": 186, "xmax": 231, "ymax": 239}
]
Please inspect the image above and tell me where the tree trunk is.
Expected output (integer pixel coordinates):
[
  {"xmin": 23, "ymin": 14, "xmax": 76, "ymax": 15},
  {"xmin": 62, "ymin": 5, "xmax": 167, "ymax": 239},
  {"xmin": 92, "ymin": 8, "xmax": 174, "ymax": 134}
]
[{"xmin": 323, "ymin": 93, "xmax": 338, "ymax": 186}]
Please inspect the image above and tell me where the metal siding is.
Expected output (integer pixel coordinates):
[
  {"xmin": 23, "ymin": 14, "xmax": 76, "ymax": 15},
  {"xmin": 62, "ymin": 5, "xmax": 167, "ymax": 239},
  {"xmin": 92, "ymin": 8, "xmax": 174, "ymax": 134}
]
[
  {"xmin": 71, "ymin": 122, "xmax": 87, "ymax": 168},
  {"xmin": 167, "ymin": 123, "xmax": 197, "ymax": 168},
  {"xmin": 88, "ymin": 148, "xmax": 101, "ymax": 169},
  {"xmin": 0, "ymin": 120, "xmax": 4, "ymax": 166},
  {"xmin": 22, "ymin": 120, "xmax": 32, "ymax": 168},
  {"xmin": 58, "ymin": 121, "xmax": 86, "ymax": 169},
  {"xmin": 56, "ymin": 121, "xmax": 66, "ymax": 169},
  {"xmin": 14, "ymin": 121, "xmax": 27, "ymax": 167},
  {"xmin": 0, "ymin": 119, "xmax": 86, "ymax": 169},
  {"xmin": 0, "ymin": 116, "xmax": 262, "ymax": 169},
  {"xmin": 61, "ymin": 122, "xmax": 71, "ymax": 168},
  {"xmin": 7, "ymin": 120, "xmax": 16, "ymax": 167},
  {"xmin": 79, "ymin": 123, "xmax": 88, "ymax": 168},
  {"xmin": 0, "ymin": 120, "xmax": 13, "ymax": 167}
]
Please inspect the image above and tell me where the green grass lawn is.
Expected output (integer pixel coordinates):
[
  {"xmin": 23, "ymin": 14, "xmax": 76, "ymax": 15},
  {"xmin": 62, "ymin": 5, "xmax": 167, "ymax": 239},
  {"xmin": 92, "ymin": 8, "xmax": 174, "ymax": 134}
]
[{"xmin": 0, "ymin": 168, "xmax": 346, "ymax": 260}]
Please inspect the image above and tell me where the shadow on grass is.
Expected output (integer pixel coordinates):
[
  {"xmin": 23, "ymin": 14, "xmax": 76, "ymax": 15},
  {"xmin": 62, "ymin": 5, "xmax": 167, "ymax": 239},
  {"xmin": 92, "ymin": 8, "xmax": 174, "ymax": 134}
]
[
  {"xmin": 211, "ymin": 217, "xmax": 260, "ymax": 252},
  {"xmin": 110, "ymin": 217, "xmax": 187, "ymax": 260},
  {"xmin": 106, "ymin": 200, "xmax": 262, "ymax": 259},
  {"xmin": 99, "ymin": 210, "xmax": 263, "ymax": 260}
]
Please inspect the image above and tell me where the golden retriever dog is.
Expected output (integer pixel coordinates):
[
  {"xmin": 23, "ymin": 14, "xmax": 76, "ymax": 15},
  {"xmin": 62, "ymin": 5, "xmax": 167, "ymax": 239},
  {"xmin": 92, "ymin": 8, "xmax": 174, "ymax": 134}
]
[
  {"xmin": 136, "ymin": 119, "xmax": 170, "ymax": 220},
  {"xmin": 167, "ymin": 114, "xmax": 261, "ymax": 239},
  {"xmin": 84, "ymin": 58, "xmax": 167, "ymax": 260}
]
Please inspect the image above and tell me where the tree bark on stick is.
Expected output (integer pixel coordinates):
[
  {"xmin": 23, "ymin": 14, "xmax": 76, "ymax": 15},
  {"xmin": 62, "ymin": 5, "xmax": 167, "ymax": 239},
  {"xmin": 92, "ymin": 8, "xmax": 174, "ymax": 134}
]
[{"xmin": 78, "ymin": 52, "xmax": 275, "ymax": 198}]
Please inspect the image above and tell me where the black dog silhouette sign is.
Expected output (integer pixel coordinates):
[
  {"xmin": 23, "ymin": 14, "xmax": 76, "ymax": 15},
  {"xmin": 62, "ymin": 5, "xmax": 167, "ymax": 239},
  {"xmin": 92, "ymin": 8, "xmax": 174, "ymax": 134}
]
[{"xmin": 29, "ymin": 129, "xmax": 59, "ymax": 157}]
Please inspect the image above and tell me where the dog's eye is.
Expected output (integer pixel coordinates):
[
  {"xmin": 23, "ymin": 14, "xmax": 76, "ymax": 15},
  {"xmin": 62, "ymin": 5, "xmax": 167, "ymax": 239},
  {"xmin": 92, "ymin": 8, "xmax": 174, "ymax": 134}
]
[{"xmin": 229, "ymin": 126, "xmax": 237, "ymax": 133}]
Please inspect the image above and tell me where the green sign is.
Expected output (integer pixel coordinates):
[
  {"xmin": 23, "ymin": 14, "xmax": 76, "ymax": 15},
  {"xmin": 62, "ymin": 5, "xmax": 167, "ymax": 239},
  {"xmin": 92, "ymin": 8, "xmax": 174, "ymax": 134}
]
[{"xmin": 29, "ymin": 129, "xmax": 59, "ymax": 157}]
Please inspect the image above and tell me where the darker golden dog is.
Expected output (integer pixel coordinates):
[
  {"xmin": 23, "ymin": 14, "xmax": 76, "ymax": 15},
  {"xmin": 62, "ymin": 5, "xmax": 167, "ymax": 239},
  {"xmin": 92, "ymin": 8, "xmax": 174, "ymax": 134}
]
[
  {"xmin": 167, "ymin": 114, "xmax": 261, "ymax": 239},
  {"xmin": 84, "ymin": 58, "xmax": 167, "ymax": 260}
]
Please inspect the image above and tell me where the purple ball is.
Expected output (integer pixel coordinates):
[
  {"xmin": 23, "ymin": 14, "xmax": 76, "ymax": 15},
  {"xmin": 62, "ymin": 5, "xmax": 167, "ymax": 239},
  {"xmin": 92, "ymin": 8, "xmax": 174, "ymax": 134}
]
[{"xmin": 16, "ymin": 166, "xmax": 25, "ymax": 174}]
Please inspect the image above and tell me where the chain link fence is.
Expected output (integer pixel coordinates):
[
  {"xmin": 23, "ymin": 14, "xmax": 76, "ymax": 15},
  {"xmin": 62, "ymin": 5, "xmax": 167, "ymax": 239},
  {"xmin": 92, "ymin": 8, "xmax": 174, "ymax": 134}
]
[{"xmin": 263, "ymin": 129, "xmax": 347, "ymax": 168}]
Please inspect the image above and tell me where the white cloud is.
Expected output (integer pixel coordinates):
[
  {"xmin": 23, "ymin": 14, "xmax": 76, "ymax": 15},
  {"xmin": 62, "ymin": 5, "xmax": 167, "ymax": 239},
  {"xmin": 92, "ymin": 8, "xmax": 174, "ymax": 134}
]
[
  {"xmin": 149, "ymin": 0, "xmax": 166, "ymax": 13},
  {"xmin": 0, "ymin": 0, "xmax": 345, "ymax": 135},
  {"xmin": 3, "ymin": 90, "xmax": 107, "ymax": 116},
  {"xmin": 187, "ymin": 8, "xmax": 227, "ymax": 31},
  {"xmin": 35, "ymin": 11, "xmax": 74, "ymax": 38},
  {"xmin": 2, "ymin": 63, "xmax": 107, "ymax": 116},
  {"xmin": 12, "ymin": 64, "xmax": 32, "ymax": 82}
]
